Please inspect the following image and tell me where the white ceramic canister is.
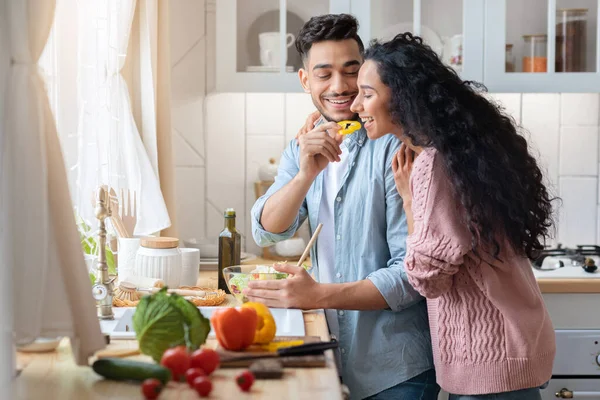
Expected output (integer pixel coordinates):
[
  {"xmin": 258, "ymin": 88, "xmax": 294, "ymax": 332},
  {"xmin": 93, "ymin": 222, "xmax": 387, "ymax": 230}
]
[
  {"xmin": 134, "ymin": 237, "xmax": 182, "ymax": 289},
  {"xmin": 179, "ymin": 248, "xmax": 200, "ymax": 287}
]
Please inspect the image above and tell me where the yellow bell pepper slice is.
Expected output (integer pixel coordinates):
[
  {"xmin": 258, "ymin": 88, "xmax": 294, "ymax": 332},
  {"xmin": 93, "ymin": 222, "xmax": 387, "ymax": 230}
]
[
  {"xmin": 241, "ymin": 302, "xmax": 277, "ymax": 344},
  {"xmin": 337, "ymin": 120, "xmax": 361, "ymax": 135}
]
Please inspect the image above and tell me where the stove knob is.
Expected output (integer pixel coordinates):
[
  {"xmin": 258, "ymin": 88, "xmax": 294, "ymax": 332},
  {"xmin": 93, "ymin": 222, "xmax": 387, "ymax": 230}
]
[
  {"xmin": 583, "ymin": 258, "xmax": 598, "ymax": 273},
  {"xmin": 597, "ymin": 353, "xmax": 600, "ymax": 367},
  {"xmin": 556, "ymin": 388, "xmax": 574, "ymax": 398}
]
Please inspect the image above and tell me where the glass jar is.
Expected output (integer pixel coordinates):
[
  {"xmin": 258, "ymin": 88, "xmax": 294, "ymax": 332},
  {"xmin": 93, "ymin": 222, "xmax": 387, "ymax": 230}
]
[
  {"xmin": 556, "ymin": 8, "xmax": 588, "ymax": 72},
  {"xmin": 505, "ymin": 44, "xmax": 515, "ymax": 72},
  {"xmin": 522, "ymin": 34, "xmax": 547, "ymax": 72}
]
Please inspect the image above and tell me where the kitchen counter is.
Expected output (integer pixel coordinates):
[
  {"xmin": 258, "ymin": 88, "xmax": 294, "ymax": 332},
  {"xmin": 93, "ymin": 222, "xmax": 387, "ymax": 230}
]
[
  {"xmin": 13, "ymin": 263, "xmax": 342, "ymax": 400},
  {"xmin": 536, "ymin": 278, "xmax": 600, "ymax": 293},
  {"xmin": 533, "ymin": 267, "xmax": 600, "ymax": 293}
]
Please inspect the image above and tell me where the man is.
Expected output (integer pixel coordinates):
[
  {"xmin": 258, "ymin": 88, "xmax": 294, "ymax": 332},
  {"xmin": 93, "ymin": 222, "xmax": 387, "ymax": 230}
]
[{"xmin": 247, "ymin": 14, "xmax": 437, "ymax": 400}]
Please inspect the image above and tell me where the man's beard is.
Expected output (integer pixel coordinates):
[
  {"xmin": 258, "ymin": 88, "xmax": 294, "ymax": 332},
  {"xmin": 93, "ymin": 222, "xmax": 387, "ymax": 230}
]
[{"xmin": 311, "ymin": 94, "xmax": 360, "ymax": 123}]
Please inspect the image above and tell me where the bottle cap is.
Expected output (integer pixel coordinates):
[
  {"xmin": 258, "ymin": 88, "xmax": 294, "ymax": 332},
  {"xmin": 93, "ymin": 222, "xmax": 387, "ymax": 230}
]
[{"xmin": 224, "ymin": 208, "xmax": 236, "ymax": 217}]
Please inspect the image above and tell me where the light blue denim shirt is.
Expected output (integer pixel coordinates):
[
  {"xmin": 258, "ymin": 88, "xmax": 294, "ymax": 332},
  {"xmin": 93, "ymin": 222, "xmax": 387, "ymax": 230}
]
[{"xmin": 251, "ymin": 127, "xmax": 434, "ymax": 399}]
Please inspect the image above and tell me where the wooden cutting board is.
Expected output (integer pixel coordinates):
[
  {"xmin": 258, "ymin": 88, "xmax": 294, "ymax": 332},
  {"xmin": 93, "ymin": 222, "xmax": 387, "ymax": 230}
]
[{"xmin": 217, "ymin": 336, "xmax": 327, "ymax": 368}]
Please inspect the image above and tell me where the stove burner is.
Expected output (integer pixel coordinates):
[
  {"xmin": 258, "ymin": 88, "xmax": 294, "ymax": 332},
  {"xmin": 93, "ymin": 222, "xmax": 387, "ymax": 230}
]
[{"xmin": 533, "ymin": 244, "xmax": 600, "ymax": 273}]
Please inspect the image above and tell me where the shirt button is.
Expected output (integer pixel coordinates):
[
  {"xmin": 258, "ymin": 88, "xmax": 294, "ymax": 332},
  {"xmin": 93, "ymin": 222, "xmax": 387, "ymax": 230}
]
[
  {"xmin": 341, "ymin": 348, "xmax": 346, "ymax": 354},
  {"xmin": 338, "ymin": 310, "xmax": 345, "ymax": 316},
  {"xmin": 358, "ymin": 140, "xmax": 364, "ymax": 145},
  {"xmin": 336, "ymin": 272, "xmax": 341, "ymax": 278},
  {"xmin": 352, "ymin": 162, "xmax": 356, "ymax": 166},
  {"xmin": 331, "ymin": 334, "xmax": 337, "ymax": 340},
  {"xmin": 336, "ymin": 196, "xmax": 342, "ymax": 202},
  {"xmin": 336, "ymin": 234, "xmax": 341, "ymax": 240}
]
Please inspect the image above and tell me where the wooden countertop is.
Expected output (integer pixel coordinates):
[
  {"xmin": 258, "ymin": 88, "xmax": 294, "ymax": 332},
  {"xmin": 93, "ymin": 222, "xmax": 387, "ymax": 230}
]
[
  {"xmin": 536, "ymin": 278, "xmax": 600, "ymax": 293},
  {"xmin": 14, "ymin": 264, "xmax": 342, "ymax": 400}
]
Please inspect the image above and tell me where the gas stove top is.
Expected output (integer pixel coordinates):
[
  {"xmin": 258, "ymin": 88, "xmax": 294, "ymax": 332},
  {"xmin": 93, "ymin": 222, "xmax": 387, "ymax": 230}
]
[{"xmin": 532, "ymin": 244, "xmax": 600, "ymax": 279}]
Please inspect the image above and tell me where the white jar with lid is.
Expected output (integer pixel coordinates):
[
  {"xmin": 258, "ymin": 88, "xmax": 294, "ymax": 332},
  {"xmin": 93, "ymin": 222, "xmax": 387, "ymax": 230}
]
[{"xmin": 134, "ymin": 237, "xmax": 182, "ymax": 289}]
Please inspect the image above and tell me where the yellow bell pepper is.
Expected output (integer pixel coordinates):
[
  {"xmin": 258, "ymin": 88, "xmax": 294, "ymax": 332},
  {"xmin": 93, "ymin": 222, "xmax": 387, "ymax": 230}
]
[
  {"xmin": 337, "ymin": 120, "xmax": 361, "ymax": 135},
  {"xmin": 241, "ymin": 302, "xmax": 277, "ymax": 344}
]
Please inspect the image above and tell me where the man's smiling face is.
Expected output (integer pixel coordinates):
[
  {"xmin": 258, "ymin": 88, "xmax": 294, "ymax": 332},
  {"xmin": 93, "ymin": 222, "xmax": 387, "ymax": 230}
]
[{"xmin": 299, "ymin": 39, "xmax": 363, "ymax": 122}]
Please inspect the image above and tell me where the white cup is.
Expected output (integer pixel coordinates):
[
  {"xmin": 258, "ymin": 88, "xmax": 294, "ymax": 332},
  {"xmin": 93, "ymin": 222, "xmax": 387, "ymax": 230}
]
[
  {"xmin": 259, "ymin": 32, "xmax": 295, "ymax": 67},
  {"xmin": 117, "ymin": 237, "xmax": 141, "ymax": 284},
  {"xmin": 180, "ymin": 248, "xmax": 200, "ymax": 287}
]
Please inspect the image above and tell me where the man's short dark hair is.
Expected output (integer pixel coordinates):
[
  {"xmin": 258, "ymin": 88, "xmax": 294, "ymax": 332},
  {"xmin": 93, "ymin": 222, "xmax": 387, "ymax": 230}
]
[{"xmin": 295, "ymin": 14, "xmax": 364, "ymax": 62}]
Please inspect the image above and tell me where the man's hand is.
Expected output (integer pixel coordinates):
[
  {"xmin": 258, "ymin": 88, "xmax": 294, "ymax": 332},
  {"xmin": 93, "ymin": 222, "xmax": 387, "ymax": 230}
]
[
  {"xmin": 295, "ymin": 110, "xmax": 322, "ymax": 141},
  {"xmin": 243, "ymin": 263, "xmax": 322, "ymax": 309},
  {"xmin": 298, "ymin": 121, "xmax": 343, "ymax": 181}
]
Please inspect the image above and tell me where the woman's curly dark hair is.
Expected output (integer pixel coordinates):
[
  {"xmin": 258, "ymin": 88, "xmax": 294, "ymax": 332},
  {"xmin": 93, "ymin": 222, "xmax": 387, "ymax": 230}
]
[{"xmin": 365, "ymin": 32, "xmax": 556, "ymax": 260}]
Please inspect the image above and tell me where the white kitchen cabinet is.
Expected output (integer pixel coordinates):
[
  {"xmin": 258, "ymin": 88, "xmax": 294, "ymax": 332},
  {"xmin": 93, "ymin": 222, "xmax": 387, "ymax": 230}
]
[
  {"xmin": 216, "ymin": 0, "xmax": 600, "ymax": 92},
  {"xmin": 484, "ymin": 0, "xmax": 600, "ymax": 92},
  {"xmin": 355, "ymin": 0, "xmax": 485, "ymax": 83},
  {"xmin": 216, "ymin": 0, "xmax": 485, "ymax": 92},
  {"xmin": 216, "ymin": 0, "xmax": 348, "ymax": 92}
]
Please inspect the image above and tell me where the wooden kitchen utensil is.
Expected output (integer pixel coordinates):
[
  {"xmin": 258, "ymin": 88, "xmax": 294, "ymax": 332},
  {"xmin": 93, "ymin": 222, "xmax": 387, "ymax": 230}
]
[
  {"xmin": 120, "ymin": 188, "xmax": 137, "ymax": 237},
  {"xmin": 296, "ymin": 223, "xmax": 323, "ymax": 268}
]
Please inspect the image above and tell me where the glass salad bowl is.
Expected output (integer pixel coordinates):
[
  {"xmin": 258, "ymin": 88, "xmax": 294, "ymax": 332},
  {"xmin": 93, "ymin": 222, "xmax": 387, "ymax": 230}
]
[{"xmin": 222, "ymin": 264, "xmax": 288, "ymax": 303}]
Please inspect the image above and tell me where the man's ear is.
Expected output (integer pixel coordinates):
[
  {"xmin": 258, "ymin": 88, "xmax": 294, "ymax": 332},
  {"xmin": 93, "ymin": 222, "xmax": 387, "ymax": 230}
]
[{"xmin": 298, "ymin": 68, "xmax": 310, "ymax": 93}]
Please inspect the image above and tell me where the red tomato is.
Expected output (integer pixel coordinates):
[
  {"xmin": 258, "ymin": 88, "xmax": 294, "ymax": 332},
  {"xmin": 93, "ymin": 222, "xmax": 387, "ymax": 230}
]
[
  {"xmin": 193, "ymin": 376, "xmax": 213, "ymax": 397},
  {"xmin": 190, "ymin": 348, "xmax": 220, "ymax": 375},
  {"xmin": 160, "ymin": 346, "xmax": 191, "ymax": 382},
  {"xmin": 235, "ymin": 370, "xmax": 255, "ymax": 392},
  {"xmin": 141, "ymin": 378, "xmax": 163, "ymax": 400},
  {"xmin": 185, "ymin": 367, "xmax": 206, "ymax": 387}
]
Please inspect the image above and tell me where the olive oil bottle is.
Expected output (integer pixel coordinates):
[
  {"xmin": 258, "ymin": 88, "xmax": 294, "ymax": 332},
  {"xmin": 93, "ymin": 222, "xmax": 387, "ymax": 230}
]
[{"xmin": 218, "ymin": 208, "xmax": 241, "ymax": 293}]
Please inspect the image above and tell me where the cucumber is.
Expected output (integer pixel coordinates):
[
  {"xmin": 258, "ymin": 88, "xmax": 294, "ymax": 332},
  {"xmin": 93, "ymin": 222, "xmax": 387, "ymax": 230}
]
[{"xmin": 92, "ymin": 358, "xmax": 171, "ymax": 384}]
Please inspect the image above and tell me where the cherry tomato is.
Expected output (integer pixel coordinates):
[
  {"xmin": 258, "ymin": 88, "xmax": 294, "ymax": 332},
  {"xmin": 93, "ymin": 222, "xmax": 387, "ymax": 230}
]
[
  {"xmin": 141, "ymin": 378, "xmax": 163, "ymax": 399},
  {"xmin": 185, "ymin": 367, "xmax": 206, "ymax": 387},
  {"xmin": 160, "ymin": 346, "xmax": 191, "ymax": 382},
  {"xmin": 193, "ymin": 376, "xmax": 213, "ymax": 397},
  {"xmin": 190, "ymin": 348, "xmax": 220, "ymax": 375},
  {"xmin": 235, "ymin": 370, "xmax": 255, "ymax": 392}
]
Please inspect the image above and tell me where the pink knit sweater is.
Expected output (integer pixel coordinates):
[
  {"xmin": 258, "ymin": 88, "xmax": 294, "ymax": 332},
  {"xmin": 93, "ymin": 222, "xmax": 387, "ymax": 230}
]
[{"xmin": 405, "ymin": 148, "xmax": 556, "ymax": 395}]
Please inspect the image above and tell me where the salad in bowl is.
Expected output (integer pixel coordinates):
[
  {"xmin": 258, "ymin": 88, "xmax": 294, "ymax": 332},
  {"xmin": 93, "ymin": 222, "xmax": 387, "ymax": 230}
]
[{"xmin": 223, "ymin": 263, "xmax": 311, "ymax": 302}]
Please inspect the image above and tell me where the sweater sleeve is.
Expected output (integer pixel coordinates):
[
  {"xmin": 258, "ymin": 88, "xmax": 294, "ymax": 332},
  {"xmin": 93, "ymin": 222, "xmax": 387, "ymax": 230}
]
[{"xmin": 405, "ymin": 149, "xmax": 472, "ymax": 299}]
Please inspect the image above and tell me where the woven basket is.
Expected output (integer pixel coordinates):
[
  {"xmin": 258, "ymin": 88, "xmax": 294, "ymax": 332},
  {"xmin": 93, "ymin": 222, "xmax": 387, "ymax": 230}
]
[{"xmin": 113, "ymin": 286, "xmax": 227, "ymax": 307}]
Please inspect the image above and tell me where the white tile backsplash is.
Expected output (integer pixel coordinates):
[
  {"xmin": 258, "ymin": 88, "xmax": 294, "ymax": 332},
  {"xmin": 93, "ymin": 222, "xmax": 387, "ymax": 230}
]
[
  {"xmin": 559, "ymin": 126, "xmax": 599, "ymax": 176},
  {"xmin": 206, "ymin": 93, "xmax": 246, "ymax": 236},
  {"xmin": 245, "ymin": 136, "xmax": 286, "ymax": 255},
  {"xmin": 558, "ymin": 177, "xmax": 597, "ymax": 246},
  {"xmin": 488, "ymin": 93, "xmax": 521, "ymax": 124},
  {"xmin": 246, "ymin": 93, "xmax": 285, "ymax": 135},
  {"xmin": 285, "ymin": 93, "xmax": 317, "ymax": 144},
  {"xmin": 522, "ymin": 94, "xmax": 560, "ymax": 189},
  {"xmin": 561, "ymin": 93, "xmax": 599, "ymax": 126}
]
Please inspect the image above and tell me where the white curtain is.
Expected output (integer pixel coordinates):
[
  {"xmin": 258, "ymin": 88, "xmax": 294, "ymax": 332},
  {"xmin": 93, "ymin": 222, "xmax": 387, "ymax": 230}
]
[
  {"xmin": 1, "ymin": 0, "xmax": 105, "ymax": 367},
  {"xmin": 76, "ymin": 0, "xmax": 171, "ymax": 236}
]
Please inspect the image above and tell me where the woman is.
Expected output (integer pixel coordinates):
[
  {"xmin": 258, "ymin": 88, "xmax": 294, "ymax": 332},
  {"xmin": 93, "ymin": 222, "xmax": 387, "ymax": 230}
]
[{"xmin": 350, "ymin": 33, "xmax": 556, "ymax": 399}]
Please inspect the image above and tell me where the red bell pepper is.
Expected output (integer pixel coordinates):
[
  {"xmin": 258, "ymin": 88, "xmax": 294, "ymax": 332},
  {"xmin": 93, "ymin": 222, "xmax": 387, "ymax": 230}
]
[{"xmin": 210, "ymin": 307, "xmax": 257, "ymax": 351}]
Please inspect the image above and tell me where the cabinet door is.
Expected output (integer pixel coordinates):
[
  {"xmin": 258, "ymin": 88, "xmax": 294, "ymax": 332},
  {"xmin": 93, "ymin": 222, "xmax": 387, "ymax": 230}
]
[
  {"xmin": 484, "ymin": 0, "xmax": 600, "ymax": 92},
  {"xmin": 216, "ymin": 0, "xmax": 341, "ymax": 92},
  {"xmin": 355, "ymin": 0, "xmax": 484, "ymax": 82}
]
